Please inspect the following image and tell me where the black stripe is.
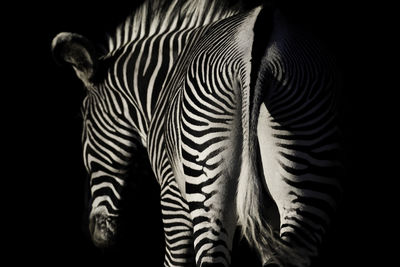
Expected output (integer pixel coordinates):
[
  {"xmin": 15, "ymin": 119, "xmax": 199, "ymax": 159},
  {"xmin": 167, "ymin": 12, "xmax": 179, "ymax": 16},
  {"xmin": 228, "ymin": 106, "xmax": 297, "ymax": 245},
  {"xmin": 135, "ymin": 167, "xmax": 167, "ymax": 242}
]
[
  {"xmin": 192, "ymin": 216, "xmax": 210, "ymax": 226},
  {"xmin": 162, "ymin": 213, "xmax": 193, "ymax": 221},
  {"xmin": 182, "ymin": 122, "xmax": 229, "ymax": 139},
  {"xmin": 91, "ymin": 175, "xmax": 123, "ymax": 191},
  {"xmin": 95, "ymin": 200, "xmax": 118, "ymax": 215},
  {"xmin": 283, "ymin": 177, "xmax": 341, "ymax": 201},
  {"xmin": 182, "ymin": 105, "xmax": 209, "ymax": 126},
  {"xmin": 281, "ymin": 223, "xmax": 318, "ymax": 246},
  {"xmin": 92, "ymin": 187, "xmax": 120, "ymax": 203},
  {"xmin": 281, "ymin": 231, "xmax": 312, "ymax": 252},
  {"xmin": 185, "ymin": 172, "xmax": 222, "ymax": 195},
  {"xmin": 181, "ymin": 132, "xmax": 228, "ymax": 154},
  {"xmin": 290, "ymin": 192, "xmax": 335, "ymax": 217},
  {"xmin": 284, "ymin": 216, "xmax": 324, "ymax": 242},
  {"xmin": 195, "ymin": 238, "xmax": 229, "ymax": 260},
  {"xmin": 295, "ymin": 208, "xmax": 328, "ymax": 230}
]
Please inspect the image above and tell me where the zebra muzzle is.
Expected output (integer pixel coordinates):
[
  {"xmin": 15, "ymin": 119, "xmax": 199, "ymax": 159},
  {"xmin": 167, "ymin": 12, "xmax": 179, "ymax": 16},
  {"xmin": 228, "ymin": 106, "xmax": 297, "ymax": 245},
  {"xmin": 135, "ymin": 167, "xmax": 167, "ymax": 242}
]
[{"xmin": 89, "ymin": 209, "xmax": 117, "ymax": 248}]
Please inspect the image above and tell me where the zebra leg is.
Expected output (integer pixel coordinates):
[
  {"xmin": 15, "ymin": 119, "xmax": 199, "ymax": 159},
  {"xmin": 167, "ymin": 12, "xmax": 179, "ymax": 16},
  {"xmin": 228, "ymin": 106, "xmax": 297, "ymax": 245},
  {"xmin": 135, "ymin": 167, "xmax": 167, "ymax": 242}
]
[
  {"xmin": 162, "ymin": 84, "xmax": 240, "ymax": 266},
  {"xmin": 179, "ymin": 115, "xmax": 241, "ymax": 266},
  {"xmin": 161, "ymin": 176, "xmax": 195, "ymax": 267},
  {"xmin": 257, "ymin": 98, "xmax": 341, "ymax": 267},
  {"xmin": 185, "ymin": 169, "xmax": 238, "ymax": 267}
]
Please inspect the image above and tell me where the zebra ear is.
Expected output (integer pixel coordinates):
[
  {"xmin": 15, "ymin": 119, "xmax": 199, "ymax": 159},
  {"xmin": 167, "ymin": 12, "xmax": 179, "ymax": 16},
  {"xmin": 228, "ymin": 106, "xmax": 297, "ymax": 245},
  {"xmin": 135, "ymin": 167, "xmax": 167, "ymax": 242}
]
[{"xmin": 51, "ymin": 32, "xmax": 98, "ymax": 86}]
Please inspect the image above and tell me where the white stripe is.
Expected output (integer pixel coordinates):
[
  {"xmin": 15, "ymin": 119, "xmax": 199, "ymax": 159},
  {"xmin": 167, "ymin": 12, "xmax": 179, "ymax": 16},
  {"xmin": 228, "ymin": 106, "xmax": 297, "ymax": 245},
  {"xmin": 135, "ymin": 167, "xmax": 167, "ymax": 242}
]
[
  {"xmin": 91, "ymin": 171, "xmax": 125, "ymax": 186},
  {"xmin": 146, "ymin": 33, "xmax": 168, "ymax": 119},
  {"xmin": 91, "ymin": 182, "xmax": 122, "ymax": 200},
  {"xmin": 91, "ymin": 195, "xmax": 118, "ymax": 211}
]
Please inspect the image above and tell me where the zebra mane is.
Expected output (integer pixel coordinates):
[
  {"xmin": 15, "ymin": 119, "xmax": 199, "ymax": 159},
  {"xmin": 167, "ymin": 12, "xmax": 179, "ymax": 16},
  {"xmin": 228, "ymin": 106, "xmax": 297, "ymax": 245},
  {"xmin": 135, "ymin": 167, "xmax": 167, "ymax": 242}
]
[{"xmin": 105, "ymin": 0, "xmax": 250, "ymax": 56}]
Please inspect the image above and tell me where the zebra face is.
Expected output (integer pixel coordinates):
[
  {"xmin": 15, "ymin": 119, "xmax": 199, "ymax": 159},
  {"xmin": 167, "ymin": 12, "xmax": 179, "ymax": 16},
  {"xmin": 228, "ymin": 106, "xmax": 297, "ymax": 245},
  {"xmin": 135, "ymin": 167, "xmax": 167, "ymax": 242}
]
[
  {"xmin": 81, "ymin": 87, "xmax": 127, "ymax": 248},
  {"xmin": 88, "ymin": 206, "xmax": 117, "ymax": 248},
  {"xmin": 52, "ymin": 32, "xmax": 137, "ymax": 248}
]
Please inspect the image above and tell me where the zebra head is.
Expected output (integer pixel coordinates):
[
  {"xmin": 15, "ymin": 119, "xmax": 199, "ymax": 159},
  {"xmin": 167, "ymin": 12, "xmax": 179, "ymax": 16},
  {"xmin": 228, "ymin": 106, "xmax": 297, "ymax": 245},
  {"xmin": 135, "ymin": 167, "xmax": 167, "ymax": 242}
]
[{"xmin": 52, "ymin": 32, "xmax": 141, "ymax": 248}]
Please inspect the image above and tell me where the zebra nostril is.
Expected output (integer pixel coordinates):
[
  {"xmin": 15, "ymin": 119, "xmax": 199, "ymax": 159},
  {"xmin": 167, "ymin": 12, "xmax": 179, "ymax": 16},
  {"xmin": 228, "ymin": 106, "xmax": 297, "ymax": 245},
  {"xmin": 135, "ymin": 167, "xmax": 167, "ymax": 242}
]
[
  {"xmin": 89, "ymin": 212, "xmax": 117, "ymax": 248},
  {"xmin": 263, "ymin": 259, "xmax": 282, "ymax": 267}
]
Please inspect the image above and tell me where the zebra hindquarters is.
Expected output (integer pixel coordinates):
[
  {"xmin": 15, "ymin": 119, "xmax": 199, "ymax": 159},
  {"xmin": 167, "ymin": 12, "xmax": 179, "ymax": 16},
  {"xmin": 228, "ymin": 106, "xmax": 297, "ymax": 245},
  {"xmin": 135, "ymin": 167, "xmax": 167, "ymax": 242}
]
[
  {"xmin": 254, "ymin": 10, "xmax": 342, "ymax": 267},
  {"xmin": 257, "ymin": 101, "xmax": 341, "ymax": 267}
]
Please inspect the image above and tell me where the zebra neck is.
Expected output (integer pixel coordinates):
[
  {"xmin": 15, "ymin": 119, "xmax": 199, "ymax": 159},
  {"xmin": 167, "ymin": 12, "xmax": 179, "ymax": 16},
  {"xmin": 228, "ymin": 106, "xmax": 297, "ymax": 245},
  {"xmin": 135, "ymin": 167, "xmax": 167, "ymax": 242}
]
[{"xmin": 103, "ymin": 27, "xmax": 201, "ymax": 146}]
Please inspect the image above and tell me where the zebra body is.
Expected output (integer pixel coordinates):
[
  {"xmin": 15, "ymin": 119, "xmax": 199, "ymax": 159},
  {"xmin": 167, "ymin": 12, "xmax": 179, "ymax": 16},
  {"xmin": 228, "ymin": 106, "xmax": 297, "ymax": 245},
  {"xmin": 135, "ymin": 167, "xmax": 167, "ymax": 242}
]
[{"xmin": 52, "ymin": 1, "xmax": 342, "ymax": 266}]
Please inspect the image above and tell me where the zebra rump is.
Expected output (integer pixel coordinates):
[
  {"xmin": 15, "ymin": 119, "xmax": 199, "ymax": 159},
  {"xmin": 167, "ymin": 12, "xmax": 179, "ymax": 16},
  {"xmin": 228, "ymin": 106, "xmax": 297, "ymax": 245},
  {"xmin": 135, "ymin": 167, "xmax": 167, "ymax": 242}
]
[{"xmin": 237, "ymin": 7, "xmax": 342, "ymax": 267}]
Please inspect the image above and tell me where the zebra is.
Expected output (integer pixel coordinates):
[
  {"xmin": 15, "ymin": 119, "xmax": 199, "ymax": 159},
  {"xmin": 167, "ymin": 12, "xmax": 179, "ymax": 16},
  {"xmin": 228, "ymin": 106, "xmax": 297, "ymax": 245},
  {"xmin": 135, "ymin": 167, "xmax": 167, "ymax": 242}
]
[{"xmin": 51, "ymin": 1, "xmax": 342, "ymax": 266}]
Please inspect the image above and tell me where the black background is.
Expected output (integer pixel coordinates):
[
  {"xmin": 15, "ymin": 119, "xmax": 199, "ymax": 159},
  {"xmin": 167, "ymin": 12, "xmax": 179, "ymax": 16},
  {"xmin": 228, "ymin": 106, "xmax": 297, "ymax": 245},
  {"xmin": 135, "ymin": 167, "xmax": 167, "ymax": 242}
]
[{"xmin": 6, "ymin": 0, "xmax": 391, "ymax": 266}]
